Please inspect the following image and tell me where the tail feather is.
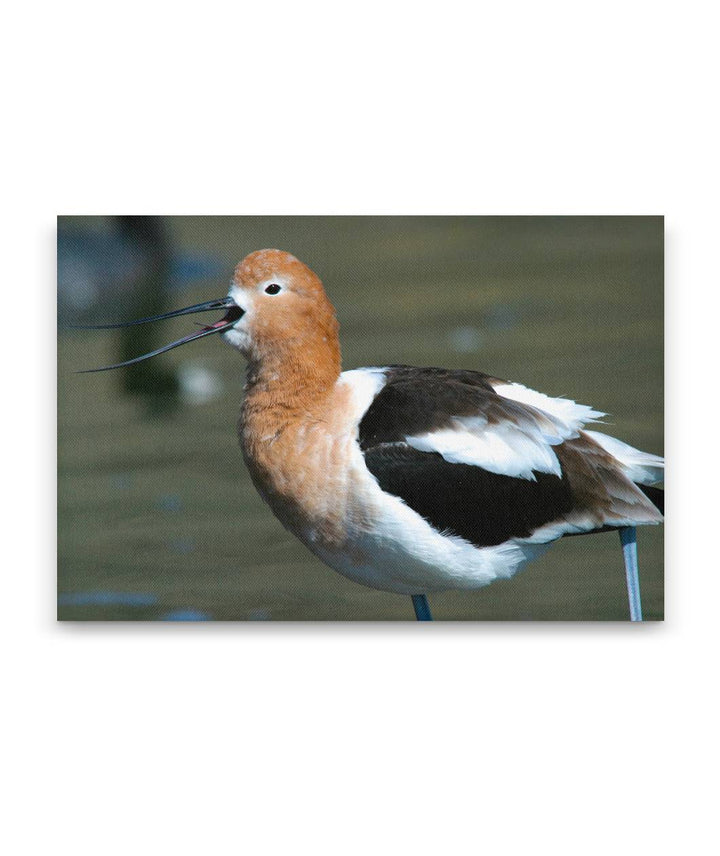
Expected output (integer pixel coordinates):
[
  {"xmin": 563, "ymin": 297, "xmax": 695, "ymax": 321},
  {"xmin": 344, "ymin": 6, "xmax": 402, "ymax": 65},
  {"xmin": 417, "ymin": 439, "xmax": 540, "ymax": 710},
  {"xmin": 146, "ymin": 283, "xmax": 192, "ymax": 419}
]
[
  {"xmin": 584, "ymin": 430, "xmax": 664, "ymax": 485},
  {"xmin": 563, "ymin": 482, "xmax": 664, "ymax": 538}
]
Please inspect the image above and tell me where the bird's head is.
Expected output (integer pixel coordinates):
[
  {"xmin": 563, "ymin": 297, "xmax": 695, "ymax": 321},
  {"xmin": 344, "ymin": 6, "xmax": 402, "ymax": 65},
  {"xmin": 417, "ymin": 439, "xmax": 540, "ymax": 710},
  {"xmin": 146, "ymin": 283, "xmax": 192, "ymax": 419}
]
[
  {"xmin": 78, "ymin": 249, "xmax": 341, "ymax": 377},
  {"xmin": 223, "ymin": 249, "xmax": 339, "ymax": 365}
]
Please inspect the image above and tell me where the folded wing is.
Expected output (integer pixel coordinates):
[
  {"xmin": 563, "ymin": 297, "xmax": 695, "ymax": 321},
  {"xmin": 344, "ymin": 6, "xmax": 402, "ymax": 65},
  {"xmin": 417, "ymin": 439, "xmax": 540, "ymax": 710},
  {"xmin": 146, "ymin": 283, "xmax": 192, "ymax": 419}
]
[{"xmin": 358, "ymin": 366, "xmax": 663, "ymax": 549}]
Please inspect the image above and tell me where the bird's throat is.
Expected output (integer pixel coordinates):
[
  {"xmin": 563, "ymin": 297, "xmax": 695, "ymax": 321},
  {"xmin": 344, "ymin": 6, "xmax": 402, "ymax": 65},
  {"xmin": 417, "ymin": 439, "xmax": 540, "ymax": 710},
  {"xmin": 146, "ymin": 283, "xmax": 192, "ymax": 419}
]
[{"xmin": 242, "ymin": 339, "xmax": 342, "ymax": 425}]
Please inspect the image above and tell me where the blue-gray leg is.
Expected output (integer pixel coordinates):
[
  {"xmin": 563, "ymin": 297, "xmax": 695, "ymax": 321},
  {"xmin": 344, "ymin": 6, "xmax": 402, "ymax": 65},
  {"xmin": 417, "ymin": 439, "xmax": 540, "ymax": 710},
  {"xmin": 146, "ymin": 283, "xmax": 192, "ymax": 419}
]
[
  {"xmin": 411, "ymin": 594, "xmax": 433, "ymax": 621},
  {"xmin": 619, "ymin": 526, "xmax": 643, "ymax": 621}
]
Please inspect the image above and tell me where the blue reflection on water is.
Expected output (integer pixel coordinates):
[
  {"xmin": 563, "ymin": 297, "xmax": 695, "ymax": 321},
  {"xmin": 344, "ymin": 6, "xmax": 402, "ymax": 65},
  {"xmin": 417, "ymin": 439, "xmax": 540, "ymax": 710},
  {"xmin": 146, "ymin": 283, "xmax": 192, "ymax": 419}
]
[
  {"xmin": 161, "ymin": 609, "xmax": 212, "ymax": 621},
  {"xmin": 157, "ymin": 493, "xmax": 182, "ymax": 512}
]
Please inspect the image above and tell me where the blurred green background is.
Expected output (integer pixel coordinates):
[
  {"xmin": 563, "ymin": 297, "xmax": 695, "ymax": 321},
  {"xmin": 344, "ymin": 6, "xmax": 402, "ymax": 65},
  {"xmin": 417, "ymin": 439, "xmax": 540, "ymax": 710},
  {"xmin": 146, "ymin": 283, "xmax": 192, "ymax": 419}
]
[{"xmin": 57, "ymin": 216, "xmax": 663, "ymax": 620}]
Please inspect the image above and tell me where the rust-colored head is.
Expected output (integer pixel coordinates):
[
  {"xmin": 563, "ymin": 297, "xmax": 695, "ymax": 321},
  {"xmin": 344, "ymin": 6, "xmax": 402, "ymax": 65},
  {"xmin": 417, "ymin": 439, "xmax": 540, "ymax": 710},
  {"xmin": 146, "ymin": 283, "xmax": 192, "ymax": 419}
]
[
  {"xmin": 224, "ymin": 249, "xmax": 341, "ymax": 380},
  {"xmin": 77, "ymin": 249, "xmax": 341, "ymax": 385}
]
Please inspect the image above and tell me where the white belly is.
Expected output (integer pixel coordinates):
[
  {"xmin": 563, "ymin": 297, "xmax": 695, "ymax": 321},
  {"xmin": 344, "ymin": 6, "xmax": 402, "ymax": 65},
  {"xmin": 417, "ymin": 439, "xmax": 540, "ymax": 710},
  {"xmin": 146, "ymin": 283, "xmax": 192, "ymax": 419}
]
[{"xmin": 298, "ymin": 448, "xmax": 551, "ymax": 595}]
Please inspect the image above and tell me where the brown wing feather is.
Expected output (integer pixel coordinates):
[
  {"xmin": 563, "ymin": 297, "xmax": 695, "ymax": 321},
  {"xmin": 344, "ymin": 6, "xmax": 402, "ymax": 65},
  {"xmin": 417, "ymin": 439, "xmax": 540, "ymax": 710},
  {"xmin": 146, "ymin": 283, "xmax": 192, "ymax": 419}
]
[{"xmin": 555, "ymin": 433, "xmax": 664, "ymax": 531}]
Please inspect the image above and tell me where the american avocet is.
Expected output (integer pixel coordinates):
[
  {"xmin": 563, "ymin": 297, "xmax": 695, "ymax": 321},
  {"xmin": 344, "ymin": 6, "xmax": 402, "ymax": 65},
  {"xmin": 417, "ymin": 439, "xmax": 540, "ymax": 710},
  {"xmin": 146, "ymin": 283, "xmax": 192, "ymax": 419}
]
[{"xmin": 80, "ymin": 249, "xmax": 664, "ymax": 621}]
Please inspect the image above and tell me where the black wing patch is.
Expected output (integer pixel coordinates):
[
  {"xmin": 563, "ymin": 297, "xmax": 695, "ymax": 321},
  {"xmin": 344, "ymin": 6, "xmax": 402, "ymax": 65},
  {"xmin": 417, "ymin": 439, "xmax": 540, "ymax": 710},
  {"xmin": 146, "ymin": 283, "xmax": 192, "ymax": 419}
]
[
  {"xmin": 358, "ymin": 365, "xmax": 502, "ymax": 450},
  {"xmin": 358, "ymin": 366, "xmax": 576, "ymax": 547},
  {"xmin": 363, "ymin": 444, "xmax": 574, "ymax": 548},
  {"xmin": 639, "ymin": 484, "xmax": 664, "ymax": 514}
]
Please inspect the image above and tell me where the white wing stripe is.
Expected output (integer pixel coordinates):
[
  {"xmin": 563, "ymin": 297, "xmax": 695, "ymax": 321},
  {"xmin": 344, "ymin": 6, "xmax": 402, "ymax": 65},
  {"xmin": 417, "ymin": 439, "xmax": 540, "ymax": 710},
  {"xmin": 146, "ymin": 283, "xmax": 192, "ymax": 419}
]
[
  {"xmin": 404, "ymin": 383, "xmax": 608, "ymax": 481},
  {"xmin": 406, "ymin": 416, "xmax": 563, "ymax": 480},
  {"xmin": 492, "ymin": 382, "xmax": 605, "ymax": 430}
]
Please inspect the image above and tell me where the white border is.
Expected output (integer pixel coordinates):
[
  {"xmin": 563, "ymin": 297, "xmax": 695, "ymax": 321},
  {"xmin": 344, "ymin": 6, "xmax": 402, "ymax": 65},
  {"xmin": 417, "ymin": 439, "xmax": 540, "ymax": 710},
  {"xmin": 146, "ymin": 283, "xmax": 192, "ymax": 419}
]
[{"xmin": 5, "ymin": 3, "xmax": 717, "ymax": 854}]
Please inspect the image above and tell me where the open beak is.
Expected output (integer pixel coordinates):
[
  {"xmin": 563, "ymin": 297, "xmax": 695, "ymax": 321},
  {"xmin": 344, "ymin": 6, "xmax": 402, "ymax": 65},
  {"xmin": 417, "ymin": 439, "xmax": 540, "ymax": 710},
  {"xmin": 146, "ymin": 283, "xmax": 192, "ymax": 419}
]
[{"xmin": 74, "ymin": 297, "xmax": 244, "ymax": 373}]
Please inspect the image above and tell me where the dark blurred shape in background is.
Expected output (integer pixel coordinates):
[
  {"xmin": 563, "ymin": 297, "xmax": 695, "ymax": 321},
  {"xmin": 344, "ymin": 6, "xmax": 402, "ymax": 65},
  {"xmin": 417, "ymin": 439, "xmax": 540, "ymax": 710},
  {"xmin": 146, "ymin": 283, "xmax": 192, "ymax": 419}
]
[
  {"xmin": 114, "ymin": 216, "xmax": 177, "ymax": 410},
  {"xmin": 58, "ymin": 215, "xmax": 225, "ymax": 413}
]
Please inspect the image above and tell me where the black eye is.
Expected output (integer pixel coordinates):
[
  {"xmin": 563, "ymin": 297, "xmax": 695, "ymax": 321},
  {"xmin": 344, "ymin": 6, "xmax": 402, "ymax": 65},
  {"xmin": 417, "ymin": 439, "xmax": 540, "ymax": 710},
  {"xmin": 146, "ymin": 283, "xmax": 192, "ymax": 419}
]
[{"xmin": 265, "ymin": 283, "xmax": 281, "ymax": 295}]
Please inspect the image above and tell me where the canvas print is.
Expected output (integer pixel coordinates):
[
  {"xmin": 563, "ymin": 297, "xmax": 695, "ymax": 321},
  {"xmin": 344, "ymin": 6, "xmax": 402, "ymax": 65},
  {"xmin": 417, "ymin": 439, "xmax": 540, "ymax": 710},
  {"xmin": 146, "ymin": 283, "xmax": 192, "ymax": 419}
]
[{"xmin": 57, "ymin": 216, "xmax": 664, "ymax": 620}]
